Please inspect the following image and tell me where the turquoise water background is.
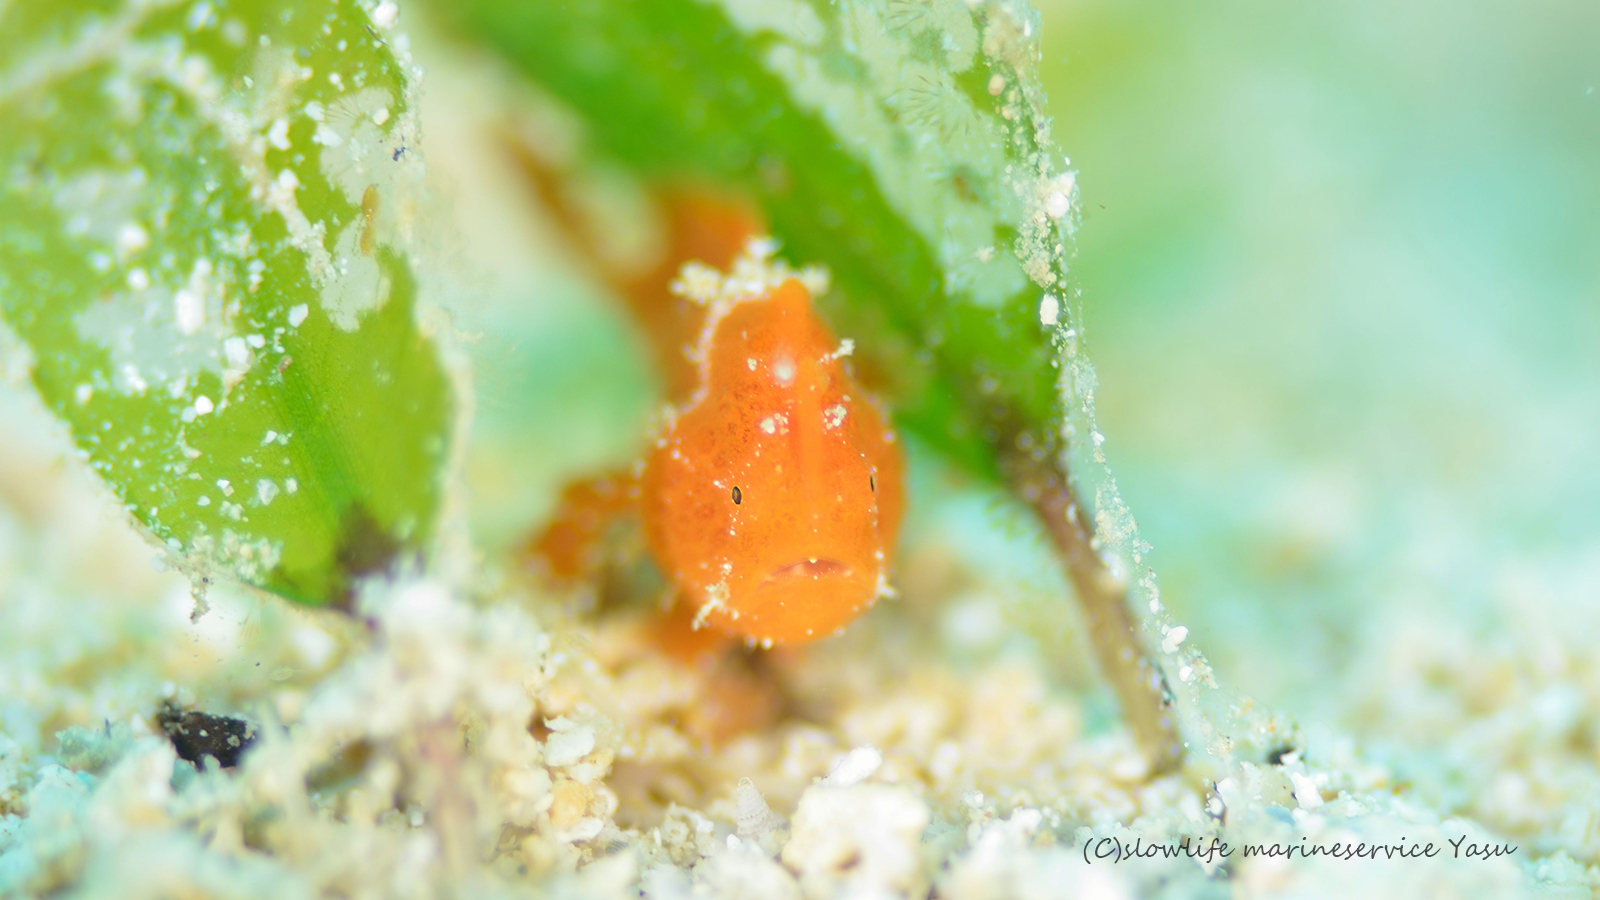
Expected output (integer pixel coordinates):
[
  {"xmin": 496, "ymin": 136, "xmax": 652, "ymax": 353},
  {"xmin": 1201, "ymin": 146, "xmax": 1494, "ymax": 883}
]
[{"xmin": 1038, "ymin": 0, "xmax": 1600, "ymax": 740}]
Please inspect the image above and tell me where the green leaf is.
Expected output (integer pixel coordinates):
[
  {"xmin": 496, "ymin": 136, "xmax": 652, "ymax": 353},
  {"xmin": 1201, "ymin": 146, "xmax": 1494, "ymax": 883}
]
[
  {"xmin": 433, "ymin": 0, "xmax": 1077, "ymax": 482},
  {"xmin": 0, "ymin": 0, "xmax": 453, "ymax": 607}
]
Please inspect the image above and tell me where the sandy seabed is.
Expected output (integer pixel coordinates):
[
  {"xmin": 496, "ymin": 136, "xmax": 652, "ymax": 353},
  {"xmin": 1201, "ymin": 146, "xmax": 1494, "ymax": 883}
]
[{"xmin": 1, "ymin": 366, "xmax": 1597, "ymax": 900}]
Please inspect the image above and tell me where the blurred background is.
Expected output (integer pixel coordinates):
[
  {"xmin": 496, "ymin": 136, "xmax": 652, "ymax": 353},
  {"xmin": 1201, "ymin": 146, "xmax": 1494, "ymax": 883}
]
[{"xmin": 1035, "ymin": 0, "xmax": 1600, "ymax": 779}]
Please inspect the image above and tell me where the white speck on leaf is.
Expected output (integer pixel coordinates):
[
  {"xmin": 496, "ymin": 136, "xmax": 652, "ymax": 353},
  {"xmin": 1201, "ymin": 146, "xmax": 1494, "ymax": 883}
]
[
  {"xmin": 173, "ymin": 259, "xmax": 214, "ymax": 335},
  {"xmin": 372, "ymin": 1, "xmax": 399, "ymax": 28},
  {"xmin": 224, "ymin": 336, "xmax": 250, "ymax": 369},
  {"xmin": 173, "ymin": 290, "xmax": 202, "ymax": 333},
  {"xmin": 312, "ymin": 122, "xmax": 343, "ymax": 147},
  {"xmin": 115, "ymin": 223, "xmax": 148, "ymax": 257},
  {"xmin": 186, "ymin": 1, "xmax": 215, "ymax": 31},
  {"xmin": 1045, "ymin": 174, "xmax": 1075, "ymax": 219},
  {"xmin": 1039, "ymin": 294, "xmax": 1060, "ymax": 326}
]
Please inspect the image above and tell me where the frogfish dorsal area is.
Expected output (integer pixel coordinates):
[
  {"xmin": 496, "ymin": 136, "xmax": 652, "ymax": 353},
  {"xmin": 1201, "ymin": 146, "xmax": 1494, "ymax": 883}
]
[{"xmin": 641, "ymin": 278, "xmax": 904, "ymax": 646}]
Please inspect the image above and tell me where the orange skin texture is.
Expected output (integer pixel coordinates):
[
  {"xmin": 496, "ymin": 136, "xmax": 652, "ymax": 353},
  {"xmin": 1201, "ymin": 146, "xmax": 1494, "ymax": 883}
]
[{"xmin": 641, "ymin": 279, "xmax": 905, "ymax": 645}]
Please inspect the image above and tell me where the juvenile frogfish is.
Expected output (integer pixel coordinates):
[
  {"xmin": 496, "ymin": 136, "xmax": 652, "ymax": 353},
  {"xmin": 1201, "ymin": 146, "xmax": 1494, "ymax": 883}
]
[{"xmin": 641, "ymin": 276, "xmax": 904, "ymax": 646}]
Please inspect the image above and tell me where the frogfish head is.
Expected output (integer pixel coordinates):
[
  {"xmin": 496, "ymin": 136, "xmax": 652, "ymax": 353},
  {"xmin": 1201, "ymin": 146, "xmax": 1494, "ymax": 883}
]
[{"xmin": 641, "ymin": 279, "xmax": 904, "ymax": 645}]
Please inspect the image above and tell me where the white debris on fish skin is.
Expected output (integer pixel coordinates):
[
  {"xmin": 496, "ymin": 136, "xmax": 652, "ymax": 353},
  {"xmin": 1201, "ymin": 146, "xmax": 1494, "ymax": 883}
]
[{"xmin": 671, "ymin": 239, "xmax": 830, "ymax": 314}]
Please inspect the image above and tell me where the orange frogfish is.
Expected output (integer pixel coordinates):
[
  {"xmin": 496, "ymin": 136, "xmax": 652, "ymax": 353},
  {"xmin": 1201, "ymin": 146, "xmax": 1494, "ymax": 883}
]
[
  {"xmin": 641, "ymin": 273, "xmax": 904, "ymax": 646},
  {"xmin": 521, "ymin": 182, "xmax": 904, "ymax": 647}
]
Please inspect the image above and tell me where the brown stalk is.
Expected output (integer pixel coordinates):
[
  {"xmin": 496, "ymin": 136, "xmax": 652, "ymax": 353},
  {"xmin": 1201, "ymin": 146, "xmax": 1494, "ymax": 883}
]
[{"xmin": 1001, "ymin": 436, "xmax": 1183, "ymax": 776}]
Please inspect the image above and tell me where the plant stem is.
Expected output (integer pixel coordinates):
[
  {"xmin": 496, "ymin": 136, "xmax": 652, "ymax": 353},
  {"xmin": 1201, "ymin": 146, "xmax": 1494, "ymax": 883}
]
[{"xmin": 1006, "ymin": 445, "xmax": 1183, "ymax": 776}]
